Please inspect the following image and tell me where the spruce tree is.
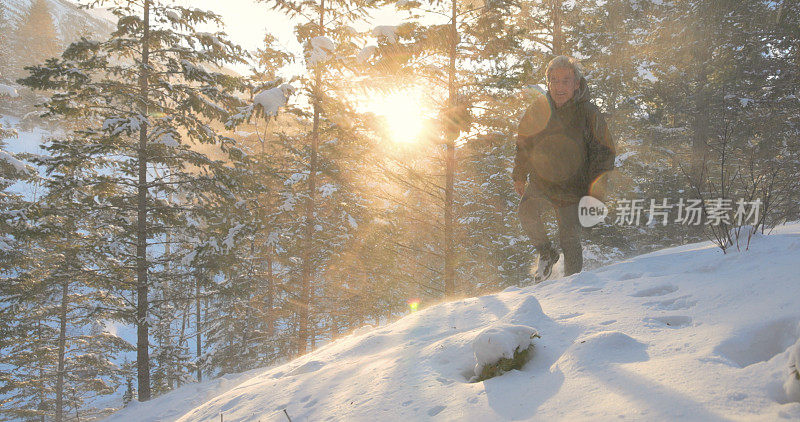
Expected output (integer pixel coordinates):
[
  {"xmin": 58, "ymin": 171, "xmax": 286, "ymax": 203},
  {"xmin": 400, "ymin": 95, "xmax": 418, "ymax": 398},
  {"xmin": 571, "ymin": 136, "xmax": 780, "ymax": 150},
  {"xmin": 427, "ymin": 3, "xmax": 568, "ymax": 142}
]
[
  {"xmin": 197, "ymin": 37, "xmax": 297, "ymax": 374},
  {"xmin": 19, "ymin": 0, "xmax": 249, "ymax": 401},
  {"xmin": 0, "ymin": 89, "xmax": 37, "ymax": 421},
  {"xmin": 255, "ymin": 0, "xmax": 382, "ymax": 354},
  {"xmin": 3, "ymin": 193, "xmax": 132, "ymax": 420},
  {"xmin": 635, "ymin": 0, "xmax": 800, "ymax": 245}
]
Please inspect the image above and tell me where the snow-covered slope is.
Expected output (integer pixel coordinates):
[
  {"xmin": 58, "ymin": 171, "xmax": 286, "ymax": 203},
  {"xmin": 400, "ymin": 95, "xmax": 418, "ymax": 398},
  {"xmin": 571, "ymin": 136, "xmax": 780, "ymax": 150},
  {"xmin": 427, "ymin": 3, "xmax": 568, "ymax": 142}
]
[
  {"xmin": 3, "ymin": 0, "xmax": 112, "ymax": 41},
  {"xmin": 106, "ymin": 223, "xmax": 800, "ymax": 421}
]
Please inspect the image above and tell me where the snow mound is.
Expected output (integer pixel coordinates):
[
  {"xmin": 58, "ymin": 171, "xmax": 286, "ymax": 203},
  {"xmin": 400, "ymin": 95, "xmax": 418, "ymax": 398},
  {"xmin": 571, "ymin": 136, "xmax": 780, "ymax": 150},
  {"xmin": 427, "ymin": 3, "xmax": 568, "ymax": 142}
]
[
  {"xmin": 556, "ymin": 331, "xmax": 649, "ymax": 373},
  {"xmin": 472, "ymin": 324, "xmax": 538, "ymax": 377}
]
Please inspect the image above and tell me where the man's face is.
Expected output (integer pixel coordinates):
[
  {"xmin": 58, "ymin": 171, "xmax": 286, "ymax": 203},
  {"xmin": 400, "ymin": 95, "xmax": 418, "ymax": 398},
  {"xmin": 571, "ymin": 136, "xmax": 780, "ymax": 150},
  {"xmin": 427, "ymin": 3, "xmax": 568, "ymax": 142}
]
[{"xmin": 547, "ymin": 67, "xmax": 579, "ymax": 108}]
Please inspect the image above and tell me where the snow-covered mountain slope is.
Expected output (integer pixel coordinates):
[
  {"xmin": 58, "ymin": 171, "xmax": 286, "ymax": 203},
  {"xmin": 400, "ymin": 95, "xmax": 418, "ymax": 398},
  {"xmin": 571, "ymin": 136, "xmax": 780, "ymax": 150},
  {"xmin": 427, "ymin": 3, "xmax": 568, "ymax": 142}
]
[
  {"xmin": 107, "ymin": 223, "xmax": 800, "ymax": 421},
  {"xmin": 3, "ymin": 0, "xmax": 112, "ymax": 41}
]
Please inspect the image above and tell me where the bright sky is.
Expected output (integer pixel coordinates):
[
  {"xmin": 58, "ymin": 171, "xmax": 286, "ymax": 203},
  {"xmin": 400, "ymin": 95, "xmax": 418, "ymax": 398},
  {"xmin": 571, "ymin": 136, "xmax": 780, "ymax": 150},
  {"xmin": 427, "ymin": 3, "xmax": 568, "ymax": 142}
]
[
  {"xmin": 85, "ymin": 0, "xmax": 409, "ymax": 72},
  {"xmin": 179, "ymin": 0, "xmax": 295, "ymax": 53},
  {"xmin": 174, "ymin": 0, "xmax": 408, "ymax": 73}
]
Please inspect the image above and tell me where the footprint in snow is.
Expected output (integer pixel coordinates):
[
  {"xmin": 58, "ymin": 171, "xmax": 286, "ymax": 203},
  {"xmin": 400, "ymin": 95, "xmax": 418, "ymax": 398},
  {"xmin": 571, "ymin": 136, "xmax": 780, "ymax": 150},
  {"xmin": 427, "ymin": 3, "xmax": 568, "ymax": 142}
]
[
  {"xmin": 728, "ymin": 392, "xmax": 747, "ymax": 401},
  {"xmin": 714, "ymin": 317, "xmax": 800, "ymax": 368},
  {"xmin": 287, "ymin": 360, "xmax": 325, "ymax": 376},
  {"xmin": 618, "ymin": 272, "xmax": 643, "ymax": 281},
  {"xmin": 427, "ymin": 405, "xmax": 446, "ymax": 416},
  {"xmin": 643, "ymin": 315, "xmax": 693, "ymax": 329},
  {"xmin": 644, "ymin": 295, "xmax": 697, "ymax": 311},
  {"xmin": 630, "ymin": 284, "xmax": 679, "ymax": 298},
  {"xmin": 555, "ymin": 312, "xmax": 583, "ymax": 321}
]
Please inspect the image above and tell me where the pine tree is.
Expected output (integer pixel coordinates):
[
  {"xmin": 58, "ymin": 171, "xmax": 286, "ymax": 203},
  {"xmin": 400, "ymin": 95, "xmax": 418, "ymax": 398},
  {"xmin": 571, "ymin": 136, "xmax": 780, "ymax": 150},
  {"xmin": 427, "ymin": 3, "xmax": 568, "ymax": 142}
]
[
  {"xmin": 195, "ymin": 37, "xmax": 297, "ymax": 374},
  {"xmin": 255, "ymin": 0, "xmax": 383, "ymax": 355},
  {"xmin": 0, "ymin": 96, "xmax": 39, "ymax": 420},
  {"xmin": 633, "ymin": 0, "xmax": 800, "ymax": 247},
  {"xmin": 19, "ymin": 0, "xmax": 249, "ymax": 401},
  {"xmin": 1, "ymin": 132, "xmax": 141, "ymax": 421}
]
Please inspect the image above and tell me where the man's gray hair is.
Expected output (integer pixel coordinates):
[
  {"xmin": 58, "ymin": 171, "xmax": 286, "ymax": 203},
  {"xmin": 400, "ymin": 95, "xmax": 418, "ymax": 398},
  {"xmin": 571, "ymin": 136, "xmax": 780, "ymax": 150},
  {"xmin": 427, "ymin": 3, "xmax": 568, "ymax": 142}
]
[{"xmin": 545, "ymin": 55, "xmax": 583, "ymax": 83}]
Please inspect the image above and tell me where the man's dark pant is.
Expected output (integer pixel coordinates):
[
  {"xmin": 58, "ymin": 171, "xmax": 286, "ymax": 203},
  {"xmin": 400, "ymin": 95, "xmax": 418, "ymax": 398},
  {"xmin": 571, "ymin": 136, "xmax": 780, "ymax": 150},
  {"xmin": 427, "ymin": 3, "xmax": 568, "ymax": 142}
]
[{"xmin": 518, "ymin": 182, "xmax": 583, "ymax": 276}]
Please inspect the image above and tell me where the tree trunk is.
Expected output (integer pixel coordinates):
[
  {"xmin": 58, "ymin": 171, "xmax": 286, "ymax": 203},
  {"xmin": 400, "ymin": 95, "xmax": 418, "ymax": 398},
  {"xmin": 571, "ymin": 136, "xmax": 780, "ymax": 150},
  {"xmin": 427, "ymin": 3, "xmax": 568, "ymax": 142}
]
[
  {"xmin": 55, "ymin": 278, "xmax": 68, "ymax": 422},
  {"xmin": 690, "ymin": 72, "xmax": 709, "ymax": 193},
  {"xmin": 37, "ymin": 321, "xmax": 46, "ymax": 422},
  {"xmin": 298, "ymin": 0, "xmax": 325, "ymax": 355},
  {"xmin": 196, "ymin": 273, "xmax": 202, "ymax": 382},
  {"xmin": 551, "ymin": 0, "xmax": 563, "ymax": 55},
  {"xmin": 443, "ymin": 0, "xmax": 458, "ymax": 298},
  {"xmin": 243, "ymin": 241, "xmax": 255, "ymax": 361},
  {"xmin": 266, "ymin": 245, "xmax": 275, "ymax": 336},
  {"xmin": 136, "ymin": 0, "xmax": 152, "ymax": 402},
  {"xmin": 163, "ymin": 212, "xmax": 174, "ymax": 390},
  {"xmin": 178, "ymin": 297, "xmax": 189, "ymax": 388},
  {"xmin": 260, "ymin": 140, "xmax": 276, "ymax": 340}
]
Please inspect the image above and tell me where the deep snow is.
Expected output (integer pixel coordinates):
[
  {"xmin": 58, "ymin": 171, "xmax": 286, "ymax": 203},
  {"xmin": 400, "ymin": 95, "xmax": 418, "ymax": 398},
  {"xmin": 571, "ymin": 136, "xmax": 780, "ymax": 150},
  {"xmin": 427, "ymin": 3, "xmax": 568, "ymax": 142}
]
[{"xmin": 106, "ymin": 223, "xmax": 800, "ymax": 421}]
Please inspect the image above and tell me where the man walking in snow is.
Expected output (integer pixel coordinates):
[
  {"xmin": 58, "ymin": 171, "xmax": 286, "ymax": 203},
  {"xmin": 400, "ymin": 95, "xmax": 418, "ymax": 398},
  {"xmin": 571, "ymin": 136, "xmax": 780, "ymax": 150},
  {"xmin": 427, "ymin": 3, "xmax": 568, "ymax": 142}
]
[{"xmin": 513, "ymin": 55, "xmax": 616, "ymax": 282}]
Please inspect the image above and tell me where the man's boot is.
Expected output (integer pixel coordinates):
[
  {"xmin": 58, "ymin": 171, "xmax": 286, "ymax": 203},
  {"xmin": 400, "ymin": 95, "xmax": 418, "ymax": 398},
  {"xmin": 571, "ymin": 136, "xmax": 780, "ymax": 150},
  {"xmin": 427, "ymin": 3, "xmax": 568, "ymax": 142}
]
[{"xmin": 534, "ymin": 245, "xmax": 560, "ymax": 283}]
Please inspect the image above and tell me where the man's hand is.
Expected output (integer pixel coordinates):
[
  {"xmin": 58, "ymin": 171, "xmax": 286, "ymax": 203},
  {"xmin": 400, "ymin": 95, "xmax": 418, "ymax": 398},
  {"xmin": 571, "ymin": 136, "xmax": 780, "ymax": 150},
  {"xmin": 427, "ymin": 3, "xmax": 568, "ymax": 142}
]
[{"xmin": 514, "ymin": 180, "xmax": 526, "ymax": 197}]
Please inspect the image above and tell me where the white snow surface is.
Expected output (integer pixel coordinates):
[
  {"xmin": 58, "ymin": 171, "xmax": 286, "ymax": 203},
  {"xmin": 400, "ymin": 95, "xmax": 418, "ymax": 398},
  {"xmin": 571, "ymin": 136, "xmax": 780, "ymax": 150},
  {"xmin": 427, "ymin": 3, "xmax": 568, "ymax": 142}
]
[{"xmin": 106, "ymin": 222, "xmax": 800, "ymax": 421}]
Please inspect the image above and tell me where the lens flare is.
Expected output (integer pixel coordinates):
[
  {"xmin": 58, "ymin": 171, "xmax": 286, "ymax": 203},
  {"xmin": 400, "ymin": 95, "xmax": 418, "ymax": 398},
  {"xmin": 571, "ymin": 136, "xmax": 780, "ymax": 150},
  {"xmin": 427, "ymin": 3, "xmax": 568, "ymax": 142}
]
[{"xmin": 407, "ymin": 298, "xmax": 420, "ymax": 312}]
